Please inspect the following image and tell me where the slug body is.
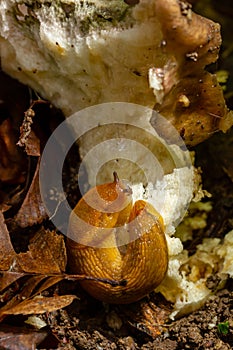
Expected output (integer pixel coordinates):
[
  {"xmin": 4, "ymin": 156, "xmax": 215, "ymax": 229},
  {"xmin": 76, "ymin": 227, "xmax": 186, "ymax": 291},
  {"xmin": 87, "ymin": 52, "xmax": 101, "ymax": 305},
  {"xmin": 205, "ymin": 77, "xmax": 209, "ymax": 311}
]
[{"xmin": 67, "ymin": 174, "xmax": 168, "ymax": 304}]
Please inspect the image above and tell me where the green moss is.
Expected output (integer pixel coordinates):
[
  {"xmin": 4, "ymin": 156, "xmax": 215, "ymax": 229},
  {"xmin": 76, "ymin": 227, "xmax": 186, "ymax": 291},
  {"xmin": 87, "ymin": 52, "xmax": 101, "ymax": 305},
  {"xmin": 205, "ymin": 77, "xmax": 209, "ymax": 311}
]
[
  {"xmin": 19, "ymin": 0, "xmax": 135, "ymax": 35},
  {"xmin": 217, "ymin": 321, "xmax": 229, "ymax": 335}
]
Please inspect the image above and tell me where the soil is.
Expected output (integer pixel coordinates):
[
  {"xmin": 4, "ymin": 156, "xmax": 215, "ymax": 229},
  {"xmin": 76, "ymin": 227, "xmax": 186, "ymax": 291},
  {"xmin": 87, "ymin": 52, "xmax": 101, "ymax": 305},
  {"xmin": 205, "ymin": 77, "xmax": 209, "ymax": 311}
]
[{"xmin": 35, "ymin": 284, "xmax": 233, "ymax": 349}]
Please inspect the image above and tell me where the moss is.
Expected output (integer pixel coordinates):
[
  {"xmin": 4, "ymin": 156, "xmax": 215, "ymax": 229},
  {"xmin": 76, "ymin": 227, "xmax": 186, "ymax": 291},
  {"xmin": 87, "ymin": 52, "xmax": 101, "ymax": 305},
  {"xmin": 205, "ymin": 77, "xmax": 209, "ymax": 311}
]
[
  {"xmin": 18, "ymin": 0, "xmax": 134, "ymax": 35},
  {"xmin": 217, "ymin": 320, "xmax": 229, "ymax": 335}
]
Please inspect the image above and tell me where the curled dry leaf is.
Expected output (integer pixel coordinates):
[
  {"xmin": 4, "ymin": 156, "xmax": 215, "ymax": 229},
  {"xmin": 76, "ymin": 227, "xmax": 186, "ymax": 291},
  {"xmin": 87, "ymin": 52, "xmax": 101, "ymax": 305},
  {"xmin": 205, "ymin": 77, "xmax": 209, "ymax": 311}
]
[
  {"xmin": 15, "ymin": 159, "xmax": 48, "ymax": 227},
  {"xmin": 0, "ymin": 275, "xmax": 69, "ymax": 321},
  {"xmin": 0, "ymin": 211, "xmax": 16, "ymax": 270},
  {"xmin": 17, "ymin": 228, "xmax": 67, "ymax": 274},
  {"xmin": 33, "ymin": 276, "xmax": 64, "ymax": 295},
  {"xmin": 0, "ymin": 295, "xmax": 76, "ymax": 316},
  {"xmin": 0, "ymin": 275, "xmax": 46, "ymax": 322},
  {"xmin": 0, "ymin": 212, "xmax": 23, "ymax": 294}
]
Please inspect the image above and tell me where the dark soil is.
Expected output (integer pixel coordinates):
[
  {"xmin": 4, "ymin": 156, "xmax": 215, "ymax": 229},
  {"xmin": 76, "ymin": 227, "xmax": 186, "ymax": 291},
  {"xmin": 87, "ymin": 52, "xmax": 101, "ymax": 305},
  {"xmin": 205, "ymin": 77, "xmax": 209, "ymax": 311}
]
[{"xmin": 36, "ymin": 284, "xmax": 233, "ymax": 349}]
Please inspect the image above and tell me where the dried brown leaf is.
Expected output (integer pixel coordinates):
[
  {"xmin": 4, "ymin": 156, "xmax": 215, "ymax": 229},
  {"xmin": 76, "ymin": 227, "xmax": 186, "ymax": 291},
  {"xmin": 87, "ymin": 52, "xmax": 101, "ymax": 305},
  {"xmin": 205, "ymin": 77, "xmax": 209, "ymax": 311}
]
[
  {"xmin": 0, "ymin": 118, "xmax": 26, "ymax": 184},
  {"xmin": 33, "ymin": 276, "xmax": 64, "ymax": 295},
  {"xmin": 20, "ymin": 275, "xmax": 47, "ymax": 298},
  {"xmin": 15, "ymin": 159, "xmax": 48, "ymax": 227},
  {"xmin": 0, "ymin": 325, "xmax": 47, "ymax": 350},
  {"xmin": 0, "ymin": 275, "xmax": 70, "ymax": 321},
  {"xmin": 123, "ymin": 298, "xmax": 171, "ymax": 339},
  {"xmin": 0, "ymin": 211, "xmax": 16, "ymax": 270},
  {"xmin": 0, "ymin": 275, "xmax": 45, "ymax": 321},
  {"xmin": 0, "ymin": 272, "xmax": 24, "ymax": 292},
  {"xmin": 0, "ymin": 294, "xmax": 76, "ymax": 316},
  {"xmin": 24, "ymin": 129, "xmax": 41, "ymax": 156},
  {"xmin": 16, "ymin": 228, "xmax": 67, "ymax": 274}
]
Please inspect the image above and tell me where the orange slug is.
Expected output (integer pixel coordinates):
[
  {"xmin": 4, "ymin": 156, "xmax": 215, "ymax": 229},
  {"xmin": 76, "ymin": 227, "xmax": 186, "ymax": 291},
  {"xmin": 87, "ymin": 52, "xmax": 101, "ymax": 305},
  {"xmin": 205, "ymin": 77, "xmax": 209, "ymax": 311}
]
[{"xmin": 67, "ymin": 172, "xmax": 168, "ymax": 304}]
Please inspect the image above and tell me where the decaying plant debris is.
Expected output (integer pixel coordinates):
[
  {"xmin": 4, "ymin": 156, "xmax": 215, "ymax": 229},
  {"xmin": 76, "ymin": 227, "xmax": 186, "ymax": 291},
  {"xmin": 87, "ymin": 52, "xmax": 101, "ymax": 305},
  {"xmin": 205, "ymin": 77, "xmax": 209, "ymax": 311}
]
[{"xmin": 0, "ymin": 0, "xmax": 233, "ymax": 349}]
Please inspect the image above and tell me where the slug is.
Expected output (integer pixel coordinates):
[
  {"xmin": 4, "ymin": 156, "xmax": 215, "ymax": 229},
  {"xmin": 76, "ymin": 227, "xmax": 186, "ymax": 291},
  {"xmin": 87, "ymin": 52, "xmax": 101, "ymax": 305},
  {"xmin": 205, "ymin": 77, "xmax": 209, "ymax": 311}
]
[{"xmin": 67, "ymin": 173, "xmax": 168, "ymax": 304}]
